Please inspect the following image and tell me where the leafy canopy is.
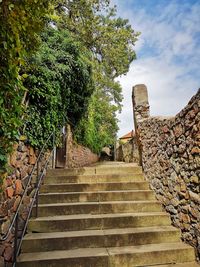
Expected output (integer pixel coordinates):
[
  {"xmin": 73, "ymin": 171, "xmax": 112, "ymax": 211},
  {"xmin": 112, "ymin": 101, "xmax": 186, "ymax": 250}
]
[
  {"xmin": 75, "ymin": 90, "xmax": 119, "ymax": 153},
  {"xmin": 23, "ymin": 28, "xmax": 94, "ymax": 148},
  {"xmin": 0, "ymin": 0, "xmax": 53, "ymax": 176},
  {"xmin": 56, "ymin": 0, "xmax": 139, "ymax": 108},
  {"xmin": 54, "ymin": 0, "xmax": 139, "ymax": 150},
  {"xmin": 0, "ymin": 0, "xmax": 139, "ymax": 180}
]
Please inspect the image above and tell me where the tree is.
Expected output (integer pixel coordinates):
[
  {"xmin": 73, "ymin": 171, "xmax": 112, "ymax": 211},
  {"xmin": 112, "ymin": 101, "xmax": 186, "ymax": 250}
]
[
  {"xmin": 0, "ymin": 0, "xmax": 53, "ymax": 179},
  {"xmin": 54, "ymin": 0, "xmax": 139, "ymax": 150},
  {"xmin": 23, "ymin": 28, "xmax": 94, "ymax": 148},
  {"xmin": 56, "ymin": 0, "xmax": 139, "ymax": 108},
  {"xmin": 75, "ymin": 90, "xmax": 119, "ymax": 153},
  {"xmin": 0, "ymin": 0, "xmax": 139, "ymax": 179}
]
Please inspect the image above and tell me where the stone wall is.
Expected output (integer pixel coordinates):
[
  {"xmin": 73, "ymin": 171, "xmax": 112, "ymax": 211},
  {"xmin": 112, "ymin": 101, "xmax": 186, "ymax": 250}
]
[
  {"xmin": 65, "ymin": 125, "xmax": 99, "ymax": 168},
  {"xmin": 132, "ymin": 84, "xmax": 200, "ymax": 259},
  {"xmin": 0, "ymin": 126, "xmax": 98, "ymax": 265},
  {"xmin": 0, "ymin": 140, "xmax": 39, "ymax": 265},
  {"xmin": 115, "ymin": 138, "xmax": 139, "ymax": 163}
]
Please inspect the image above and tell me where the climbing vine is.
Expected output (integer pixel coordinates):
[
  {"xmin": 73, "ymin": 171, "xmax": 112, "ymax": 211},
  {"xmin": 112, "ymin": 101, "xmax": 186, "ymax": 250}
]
[
  {"xmin": 75, "ymin": 90, "xmax": 119, "ymax": 153},
  {"xmin": 0, "ymin": 0, "xmax": 53, "ymax": 184},
  {"xmin": 23, "ymin": 28, "xmax": 94, "ymax": 148}
]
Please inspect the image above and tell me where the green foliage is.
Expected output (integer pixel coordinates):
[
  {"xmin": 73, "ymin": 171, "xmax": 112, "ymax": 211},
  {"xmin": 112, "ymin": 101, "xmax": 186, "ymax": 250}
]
[
  {"xmin": 55, "ymin": 0, "xmax": 139, "ymax": 150},
  {"xmin": 56, "ymin": 0, "xmax": 139, "ymax": 107},
  {"xmin": 75, "ymin": 91, "xmax": 119, "ymax": 153},
  {"xmin": 23, "ymin": 28, "xmax": 94, "ymax": 148},
  {"xmin": 0, "ymin": 0, "xmax": 138, "ymax": 185},
  {"xmin": 0, "ymin": 0, "xmax": 52, "ymax": 180}
]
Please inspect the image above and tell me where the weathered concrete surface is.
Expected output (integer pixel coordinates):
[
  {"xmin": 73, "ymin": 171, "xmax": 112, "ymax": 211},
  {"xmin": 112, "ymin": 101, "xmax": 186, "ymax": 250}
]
[
  {"xmin": 17, "ymin": 162, "xmax": 197, "ymax": 266},
  {"xmin": 18, "ymin": 243, "xmax": 195, "ymax": 267},
  {"xmin": 21, "ymin": 226, "xmax": 180, "ymax": 253},
  {"xmin": 32, "ymin": 200, "xmax": 162, "ymax": 217},
  {"xmin": 40, "ymin": 181, "xmax": 149, "ymax": 193}
]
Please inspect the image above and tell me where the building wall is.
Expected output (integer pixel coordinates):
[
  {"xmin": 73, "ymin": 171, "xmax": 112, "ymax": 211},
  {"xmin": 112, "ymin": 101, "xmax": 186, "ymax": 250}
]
[{"xmin": 133, "ymin": 84, "xmax": 200, "ymax": 258}]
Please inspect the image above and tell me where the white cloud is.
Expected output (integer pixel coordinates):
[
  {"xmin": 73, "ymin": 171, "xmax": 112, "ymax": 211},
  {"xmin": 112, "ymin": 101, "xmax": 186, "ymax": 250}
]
[
  {"xmin": 114, "ymin": 1, "xmax": 200, "ymax": 137},
  {"xmin": 117, "ymin": 56, "xmax": 199, "ymax": 137}
]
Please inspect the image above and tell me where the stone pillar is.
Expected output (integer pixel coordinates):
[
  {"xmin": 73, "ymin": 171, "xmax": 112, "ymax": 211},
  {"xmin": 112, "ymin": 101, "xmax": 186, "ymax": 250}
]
[{"xmin": 132, "ymin": 84, "xmax": 150, "ymax": 166}]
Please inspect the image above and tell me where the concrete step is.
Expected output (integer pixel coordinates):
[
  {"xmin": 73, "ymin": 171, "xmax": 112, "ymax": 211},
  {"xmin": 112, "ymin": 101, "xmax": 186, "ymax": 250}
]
[
  {"xmin": 38, "ymin": 190, "xmax": 155, "ymax": 204},
  {"xmin": 32, "ymin": 200, "xmax": 163, "ymax": 217},
  {"xmin": 18, "ymin": 162, "xmax": 198, "ymax": 266},
  {"xmin": 28, "ymin": 212, "xmax": 171, "ymax": 232},
  {"xmin": 47, "ymin": 164, "xmax": 142, "ymax": 177},
  {"xmin": 150, "ymin": 262, "xmax": 200, "ymax": 266},
  {"xmin": 17, "ymin": 242, "xmax": 196, "ymax": 267},
  {"xmin": 107, "ymin": 242, "xmax": 196, "ymax": 266},
  {"xmin": 22, "ymin": 226, "xmax": 180, "ymax": 253},
  {"xmin": 43, "ymin": 173, "xmax": 144, "ymax": 184},
  {"xmin": 40, "ymin": 181, "xmax": 149, "ymax": 193}
]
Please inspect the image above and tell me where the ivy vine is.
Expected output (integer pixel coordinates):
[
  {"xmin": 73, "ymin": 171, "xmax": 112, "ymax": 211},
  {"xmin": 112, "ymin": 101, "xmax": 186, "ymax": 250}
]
[{"xmin": 0, "ymin": 0, "xmax": 53, "ymax": 186}]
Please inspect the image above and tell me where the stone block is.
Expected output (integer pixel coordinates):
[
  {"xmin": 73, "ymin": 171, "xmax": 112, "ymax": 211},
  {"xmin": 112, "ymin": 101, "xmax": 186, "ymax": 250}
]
[
  {"xmin": 6, "ymin": 187, "xmax": 14, "ymax": 198},
  {"xmin": 29, "ymin": 147, "xmax": 37, "ymax": 165},
  {"xmin": 3, "ymin": 244, "xmax": 13, "ymax": 262},
  {"xmin": 189, "ymin": 191, "xmax": 200, "ymax": 203},
  {"xmin": 190, "ymin": 175, "xmax": 199, "ymax": 184},
  {"xmin": 191, "ymin": 147, "xmax": 200, "ymax": 154},
  {"xmin": 174, "ymin": 124, "xmax": 183, "ymax": 138},
  {"xmin": 1, "ymin": 220, "xmax": 10, "ymax": 235},
  {"xmin": 13, "ymin": 196, "xmax": 21, "ymax": 212},
  {"xmin": 9, "ymin": 151, "xmax": 17, "ymax": 167},
  {"xmin": 0, "ymin": 203, "xmax": 8, "ymax": 217},
  {"xmin": 14, "ymin": 179, "xmax": 23, "ymax": 195},
  {"xmin": 22, "ymin": 196, "xmax": 31, "ymax": 206}
]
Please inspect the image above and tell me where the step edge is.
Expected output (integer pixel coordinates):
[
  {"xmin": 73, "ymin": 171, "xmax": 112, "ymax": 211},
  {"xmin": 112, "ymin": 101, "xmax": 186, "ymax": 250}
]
[
  {"xmin": 29, "ymin": 211, "xmax": 170, "ymax": 221},
  {"xmin": 23, "ymin": 226, "xmax": 180, "ymax": 240},
  {"xmin": 18, "ymin": 242, "xmax": 195, "ymax": 262}
]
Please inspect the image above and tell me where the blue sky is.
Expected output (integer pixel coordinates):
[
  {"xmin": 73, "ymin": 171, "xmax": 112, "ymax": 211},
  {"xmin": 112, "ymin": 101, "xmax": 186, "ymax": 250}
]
[{"xmin": 112, "ymin": 0, "xmax": 200, "ymax": 137}]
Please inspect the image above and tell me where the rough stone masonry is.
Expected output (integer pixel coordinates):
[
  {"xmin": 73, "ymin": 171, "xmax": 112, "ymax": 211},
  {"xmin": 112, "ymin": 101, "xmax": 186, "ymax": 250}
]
[
  {"xmin": 0, "ymin": 127, "xmax": 99, "ymax": 265},
  {"xmin": 132, "ymin": 84, "xmax": 200, "ymax": 259}
]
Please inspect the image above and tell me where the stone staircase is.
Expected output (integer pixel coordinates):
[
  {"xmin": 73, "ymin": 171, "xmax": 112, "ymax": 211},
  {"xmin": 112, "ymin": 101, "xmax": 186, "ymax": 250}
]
[{"xmin": 17, "ymin": 162, "xmax": 198, "ymax": 267}]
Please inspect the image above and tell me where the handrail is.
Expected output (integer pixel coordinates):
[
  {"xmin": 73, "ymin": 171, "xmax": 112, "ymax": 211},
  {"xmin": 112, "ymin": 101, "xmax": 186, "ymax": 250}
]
[
  {"xmin": 13, "ymin": 152, "xmax": 53, "ymax": 267},
  {"xmin": 1, "ymin": 131, "xmax": 54, "ymax": 242},
  {"xmin": 0, "ymin": 130, "xmax": 56, "ymax": 266}
]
